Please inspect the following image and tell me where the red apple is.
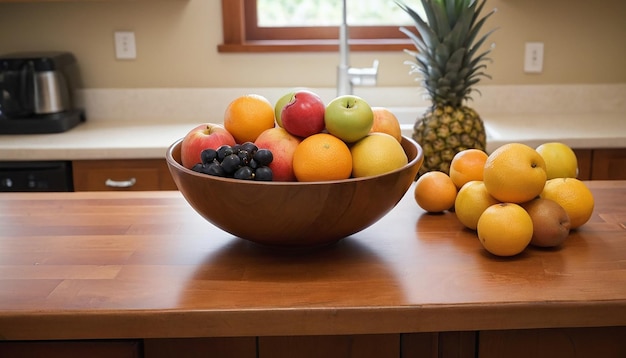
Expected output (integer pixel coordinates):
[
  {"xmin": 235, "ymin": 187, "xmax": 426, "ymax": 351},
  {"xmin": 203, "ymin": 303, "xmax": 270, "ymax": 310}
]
[
  {"xmin": 254, "ymin": 127, "xmax": 301, "ymax": 181},
  {"xmin": 280, "ymin": 90, "xmax": 326, "ymax": 138},
  {"xmin": 181, "ymin": 123, "xmax": 236, "ymax": 169},
  {"xmin": 274, "ymin": 88, "xmax": 307, "ymax": 128}
]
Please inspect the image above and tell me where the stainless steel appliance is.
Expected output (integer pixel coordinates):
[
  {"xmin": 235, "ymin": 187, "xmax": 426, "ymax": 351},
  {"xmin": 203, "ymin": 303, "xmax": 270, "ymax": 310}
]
[
  {"xmin": 0, "ymin": 51, "xmax": 85, "ymax": 134},
  {"xmin": 0, "ymin": 161, "xmax": 73, "ymax": 192}
]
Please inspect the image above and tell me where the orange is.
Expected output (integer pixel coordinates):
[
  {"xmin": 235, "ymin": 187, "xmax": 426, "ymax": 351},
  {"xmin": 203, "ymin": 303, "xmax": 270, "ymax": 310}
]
[
  {"xmin": 370, "ymin": 107, "xmax": 403, "ymax": 143},
  {"xmin": 477, "ymin": 203, "xmax": 533, "ymax": 257},
  {"xmin": 454, "ymin": 181, "xmax": 500, "ymax": 230},
  {"xmin": 540, "ymin": 178, "xmax": 594, "ymax": 229},
  {"xmin": 351, "ymin": 133, "xmax": 408, "ymax": 178},
  {"xmin": 449, "ymin": 149, "xmax": 489, "ymax": 189},
  {"xmin": 292, "ymin": 133, "xmax": 352, "ymax": 182},
  {"xmin": 224, "ymin": 94, "xmax": 276, "ymax": 143},
  {"xmin": 414, "ymin": 171, "xmax": 457, "ymax": 213},
  {"xmin": 483, "ymin": 143, "xmax": 547, "ymax": 203}
]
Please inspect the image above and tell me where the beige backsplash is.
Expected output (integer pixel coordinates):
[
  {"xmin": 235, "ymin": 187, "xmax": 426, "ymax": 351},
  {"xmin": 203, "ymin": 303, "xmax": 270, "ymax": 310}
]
[{"xmin": 75, "ymin": 84, "xmax": 626, "ymax": 124}]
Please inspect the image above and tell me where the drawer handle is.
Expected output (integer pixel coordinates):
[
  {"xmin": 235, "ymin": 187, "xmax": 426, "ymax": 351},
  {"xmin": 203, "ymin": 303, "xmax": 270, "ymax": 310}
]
[{"xmin": 105, "ymin": 178, "xmax": 137, "ymax": 188}]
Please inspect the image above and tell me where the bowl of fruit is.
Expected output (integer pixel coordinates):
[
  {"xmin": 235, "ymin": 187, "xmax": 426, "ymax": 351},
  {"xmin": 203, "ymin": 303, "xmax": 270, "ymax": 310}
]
[{"xmin": 165, "ymin": 92, "xmax": 424, "ymax": 248}]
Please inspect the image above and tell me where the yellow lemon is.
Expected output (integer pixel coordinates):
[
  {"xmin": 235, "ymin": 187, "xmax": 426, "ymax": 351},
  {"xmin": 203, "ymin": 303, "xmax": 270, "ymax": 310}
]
[
  {"xmin": 351, "ymin": 133, "xmax": 408, "ymax": 178},
  {"xmin": 536, "ymin": 142, "xmax": 578, "ymax": 179}
]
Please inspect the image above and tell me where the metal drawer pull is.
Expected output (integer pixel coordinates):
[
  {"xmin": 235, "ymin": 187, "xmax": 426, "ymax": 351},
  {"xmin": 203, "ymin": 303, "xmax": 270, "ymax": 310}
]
[{"xmin": 105, "ymin": 178, "xmax": 137, "ymax": 188}]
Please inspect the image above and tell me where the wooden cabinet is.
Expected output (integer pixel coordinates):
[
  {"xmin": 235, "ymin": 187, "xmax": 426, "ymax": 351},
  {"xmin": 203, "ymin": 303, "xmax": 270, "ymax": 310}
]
[
  {"xmin": 144, "ymin": 337, "xmax": 256, "ymax": 358},
  {"xmin": 591, "ymin": 148, "xmax": 626, "ymax": 179},
  {"xmin": 0, "ymin": 340, "xmax": 141, "ymax": 358},
  {"xmin": 478, "ymin": 326, "xmax": 626, "ymax": 358},
  {"xmin": 573, "ymin": 149, "xmax": 592, "ymax": 180},
  {"xmin": 142, "ymin": 333, "xmax": 467, "ymax": 358},
  {"xmin": 574, "ymin": 148, "xmax": 626, "ymax": 180},
  {"xmin": 259, "ymin": 335, "xmax": 399, "ymax": 358},
  {"xmin": 72, "ymin": 159, "xmax": 177, "ymax": 191},
  {"xmin": 3, "ymin": 329, "xmax": 625, "ymax": 358},
  {"xmin": 67, "ymin": 147, "xmax": 623, "ymax": 192}
]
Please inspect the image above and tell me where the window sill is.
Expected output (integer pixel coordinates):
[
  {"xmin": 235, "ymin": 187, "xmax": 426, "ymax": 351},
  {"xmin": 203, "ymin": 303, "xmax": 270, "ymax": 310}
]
[{"xmin": 217, "ymin": 39, "xmax": 413, "ymax": 53}]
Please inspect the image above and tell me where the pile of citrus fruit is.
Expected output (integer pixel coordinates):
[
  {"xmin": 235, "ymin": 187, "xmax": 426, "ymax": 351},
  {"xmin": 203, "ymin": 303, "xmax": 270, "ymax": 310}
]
[
  {"xmin": 182, "ymin": 91, "xmax": 408, "ymax": 182},
  {"xmin": 414, "ymin": 142, "xmax": 595, "ymax": 257}
]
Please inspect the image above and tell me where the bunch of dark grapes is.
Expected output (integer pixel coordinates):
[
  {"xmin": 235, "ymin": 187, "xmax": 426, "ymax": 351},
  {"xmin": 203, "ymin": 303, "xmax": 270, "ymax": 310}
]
[{"xmin": 192, "ymin": 142, "xmax": 273, "ymax": 181}]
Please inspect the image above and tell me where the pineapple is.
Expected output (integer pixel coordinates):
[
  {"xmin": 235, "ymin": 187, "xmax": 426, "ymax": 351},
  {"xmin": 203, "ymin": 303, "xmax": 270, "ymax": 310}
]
[{"xmin": 396, "ymin": 0, "xmax": 496, "ymax": 176}]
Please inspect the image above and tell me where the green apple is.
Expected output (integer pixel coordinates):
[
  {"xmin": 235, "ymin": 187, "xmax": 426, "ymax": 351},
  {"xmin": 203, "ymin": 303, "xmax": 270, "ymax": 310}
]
[{"xmin": 324, "ymin": 95, "xmax": 374, "ymax": 143}]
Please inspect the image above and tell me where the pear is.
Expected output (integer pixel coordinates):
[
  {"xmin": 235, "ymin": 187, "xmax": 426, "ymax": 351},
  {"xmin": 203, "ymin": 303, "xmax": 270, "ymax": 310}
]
[{"xmin": 522, "ymin": 198, "xmax": 571, "ymax": 247}]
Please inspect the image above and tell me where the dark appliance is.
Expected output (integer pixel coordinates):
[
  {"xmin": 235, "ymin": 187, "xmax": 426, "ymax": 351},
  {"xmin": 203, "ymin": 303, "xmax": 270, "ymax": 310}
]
[
  {"xmin": 0, "ymin": 51, "xmax": 85, "ymax": 134},
  {"xmin": 0, "ymin": 161, "xmax": 73, "ymax": 192}
]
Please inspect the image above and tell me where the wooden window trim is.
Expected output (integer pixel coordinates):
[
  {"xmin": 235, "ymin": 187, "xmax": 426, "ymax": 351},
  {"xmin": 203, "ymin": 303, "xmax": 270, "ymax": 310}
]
[{"xmin": 218, "ymin": 0, "xmax": 414, "ymax": 53}]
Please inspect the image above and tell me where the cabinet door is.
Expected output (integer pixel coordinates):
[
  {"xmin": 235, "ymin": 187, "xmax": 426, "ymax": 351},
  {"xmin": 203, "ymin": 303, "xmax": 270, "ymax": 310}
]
[
  {"xmin": 591, "ymin": 148, "xmax": 626, "ymax": 179},
  {"xmin": 144, "ymin": 337, "xmax": 256, "ymax": 358},
  {"xmin": 573, "ymin": 149, "xmax": 592, "ymax": 180},
  {"xmin": 478, "ymin": 327, "xmax": 626, "ymax": 358},
  {"xmin": 0, "ymin": 340, "xmax": 140, "ymax": 358},
  {"xmin": 258, "ymin": 334, "xmax": 400, "ymax": 358},
  {"xmin": 73, "ymin": 159, "xmax": 177, "ymax": 191},
  {"xmin": 402, "ymin": 332, "xmax": 476, "ymax": 358}
]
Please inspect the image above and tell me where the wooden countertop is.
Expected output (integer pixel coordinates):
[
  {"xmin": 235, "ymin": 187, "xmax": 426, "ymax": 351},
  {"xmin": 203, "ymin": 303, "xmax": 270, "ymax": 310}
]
[{"xmin": 0, "ymin": 181, "xmax": 625, "ymax": 341}]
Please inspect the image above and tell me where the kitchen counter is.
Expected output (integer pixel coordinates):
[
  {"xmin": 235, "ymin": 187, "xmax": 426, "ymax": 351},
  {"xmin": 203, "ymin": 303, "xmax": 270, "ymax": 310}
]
[
  {"xmin": 0, "ymin": 120, "xmax": 197, "ymax": 161},
  {"xmin": 0, "ymin": 111, "xmax": 624, "ymax": 161},
  {"xmin": 0, "ymin": 181, "xmax": 625, "ymax": 341}
]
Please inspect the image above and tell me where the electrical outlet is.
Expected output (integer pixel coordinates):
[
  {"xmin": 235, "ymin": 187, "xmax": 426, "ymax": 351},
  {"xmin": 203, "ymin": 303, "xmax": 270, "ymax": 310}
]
[
  {"xmin": 524, "ymin": 42, "xmax": 544, "ymax": 73},
  {"xmin": 114, "ymin": 31, "xmax": 137, "ymax": 60}
]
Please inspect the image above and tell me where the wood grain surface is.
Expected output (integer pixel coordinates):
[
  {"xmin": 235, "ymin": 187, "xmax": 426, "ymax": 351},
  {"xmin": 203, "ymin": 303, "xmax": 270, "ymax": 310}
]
[{"xmin": 0, "ymin": 181, "xmax": 624, "ymax": 340}]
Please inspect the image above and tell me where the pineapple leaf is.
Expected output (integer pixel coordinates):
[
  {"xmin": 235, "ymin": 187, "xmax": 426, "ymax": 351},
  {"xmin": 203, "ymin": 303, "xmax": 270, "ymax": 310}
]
[
  {"xmin": 442, "ymin": 6, "xmax": 474, "ymax": 51},
  {"xmin": 444, "ymin": 0, "xmax": 458, "ymax": 25},
  {"xmin": 399, "ymin": 26, "xmax": 428, "ymax": 54},
  {"xmin": 397, "ymin": 0, "xmax": 496, "ymax": 107},
  {"xmin": 396, "ymin": 2, "xmax": 441, "ymax": 50},
  {"xmin": 434, "ymin": 43, "xmax": 451, "ymax": 68},
  {"xmin": 430, "ymin": 0, "xmax": 452, "ymax": 39},
  {"xmin": 465, "ymin": 6, "xmax": 497, "ymax": 51},
  {"xmin": 467, "ymin": 28, "xmax": 497, "ymax": 60},
  {"xmin": 445, "ymin": 47, "xmax": 465, "ymax": 74},
  {"xmin": 438, "ymin": 77, "xmax": 452, "ymax": 87},
  {"xmin": 468, "ymin": 48, "xmax": 493, "ymax": 70}
]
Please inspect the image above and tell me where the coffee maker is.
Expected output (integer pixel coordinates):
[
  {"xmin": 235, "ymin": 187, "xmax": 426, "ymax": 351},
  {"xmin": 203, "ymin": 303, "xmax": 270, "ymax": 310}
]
[{"xmin": 0, "ymin": 51, "xmax": 85, "ymax": 134}]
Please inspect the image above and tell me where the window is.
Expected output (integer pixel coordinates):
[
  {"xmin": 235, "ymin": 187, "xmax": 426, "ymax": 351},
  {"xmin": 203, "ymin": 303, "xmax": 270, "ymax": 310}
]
[{"xmin": 219, "ymin": 0, "xmax": 422, "ymax": 53}]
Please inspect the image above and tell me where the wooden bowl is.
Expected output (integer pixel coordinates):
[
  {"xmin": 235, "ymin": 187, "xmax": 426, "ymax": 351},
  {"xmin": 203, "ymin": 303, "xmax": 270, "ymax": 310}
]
[{"xmin": 166, "ymin": 136, "xmax": 423, "ymax": 248}]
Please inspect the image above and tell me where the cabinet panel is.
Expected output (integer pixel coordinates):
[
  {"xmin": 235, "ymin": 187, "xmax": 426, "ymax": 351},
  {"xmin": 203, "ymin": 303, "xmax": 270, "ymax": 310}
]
[
  {"xmin": 573, "ymin": 149, "xmax": 592, "ymax": 180},
  {"xmin": 591, "ymin": 148, "xmax": 626, "ymax": 180},
  {"xmin": 401, "ymin": 331, "xmax": 475, "ymax": 358},
  {"xmin": 401, "ymin": 333, "xmax": 438, "ymax": 358},
  {"xmin": 259, "ymin": 334, "xmax": 399, "ymax": 358},
  {"xmin": 478, "ymin": 327, "xmax": 626, "ymax": 358},
  {"xmin": 73, "ymin": 159, "xmax": 177, "ymax": 191},
  {"xmin": 0, "ymin": 340, "xmax": 140, "ymax": 358},
  {"xmin": 143, "ymin": 337, "xmax": 256, "ymax": 358}
]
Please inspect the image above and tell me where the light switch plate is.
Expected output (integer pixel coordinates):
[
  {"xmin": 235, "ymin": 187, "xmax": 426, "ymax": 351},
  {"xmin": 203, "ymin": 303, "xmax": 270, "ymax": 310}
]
[
  {"xmin": 114, "ymin": 31, "xmax": 137, "ymax": 60},
  {"xmin": 524, "ymin": 42, "xmax": 544, "ymax": 73}
]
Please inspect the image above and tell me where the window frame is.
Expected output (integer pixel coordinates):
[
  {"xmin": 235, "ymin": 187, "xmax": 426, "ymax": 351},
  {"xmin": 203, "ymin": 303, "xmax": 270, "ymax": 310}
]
[{"xmin": 218, "ymin": 0, "xmax": 414, "ymax": 53}]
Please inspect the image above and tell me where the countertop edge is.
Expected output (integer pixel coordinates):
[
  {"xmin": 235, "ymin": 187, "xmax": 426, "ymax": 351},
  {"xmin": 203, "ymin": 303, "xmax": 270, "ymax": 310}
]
[
  {"xmin": 0, "ymin": 110, "xmax": 624, "ymax": 161},
  {"xmin": 2, "ymin": 300, "xmax": 625, "ymax": 340}
]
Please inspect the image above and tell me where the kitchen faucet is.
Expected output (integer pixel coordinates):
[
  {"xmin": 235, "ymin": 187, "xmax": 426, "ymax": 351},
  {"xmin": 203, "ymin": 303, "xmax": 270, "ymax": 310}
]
[{"xmin": 337, "ymin": 0, "xmax": 379, "ymax": 97}]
